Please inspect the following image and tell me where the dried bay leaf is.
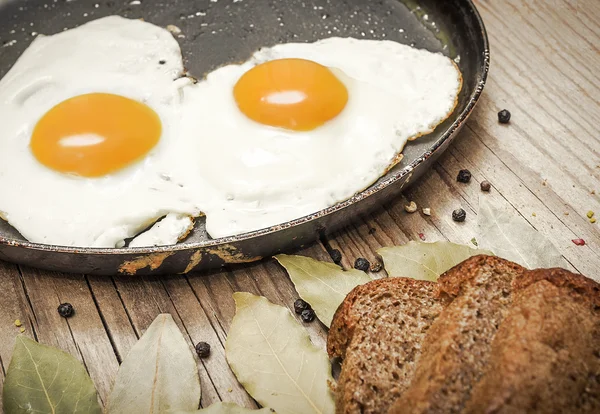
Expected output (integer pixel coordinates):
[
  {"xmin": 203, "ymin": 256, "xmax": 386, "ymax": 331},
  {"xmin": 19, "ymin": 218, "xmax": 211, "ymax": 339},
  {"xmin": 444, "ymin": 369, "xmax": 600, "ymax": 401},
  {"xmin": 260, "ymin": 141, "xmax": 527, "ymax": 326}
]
[
  {"xmin": 275, "ymin": 254, "xmax": 372, "ymax": 327},
  {"xmin": 226, "ymin": 292, "xmax": 335, "ymax": 414},
  {"xmin": 177, "ymin": 402, "xmax": 274, "ymax": 413},
  {"xmin": 107, "ymin": 314, "xmax": 200, "ymax": 414},
  {"xmin": 477, "ymin": 197, "xmax": 565, "ymax": 269},
  {"xmin": 378, "ymin": 241, "xmax": 493, "ymax": 281},
  {"xmin": 3, "ymin": 335, "xmax": 102, "ymax": 414}
]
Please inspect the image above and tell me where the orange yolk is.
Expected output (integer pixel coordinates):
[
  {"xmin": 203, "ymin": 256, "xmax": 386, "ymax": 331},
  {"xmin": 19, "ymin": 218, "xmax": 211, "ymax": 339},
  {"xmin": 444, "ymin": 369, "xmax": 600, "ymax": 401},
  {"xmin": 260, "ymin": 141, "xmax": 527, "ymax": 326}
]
[
  {"xmin": 233, "ymin": 58, "xmax": 349, "ymax": 131},
  {"xmin": 30, "ymin": 93, "xmax": 162, "ymax": 177}
]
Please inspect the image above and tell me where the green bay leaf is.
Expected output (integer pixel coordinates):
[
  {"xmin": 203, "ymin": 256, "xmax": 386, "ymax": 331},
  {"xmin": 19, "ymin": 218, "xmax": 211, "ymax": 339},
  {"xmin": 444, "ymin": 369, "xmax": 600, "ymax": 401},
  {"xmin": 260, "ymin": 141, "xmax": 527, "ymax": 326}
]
[
  {"xmin": 3, "ymin": 335, "xmax": 102, "ymax": 414},
  {"xmin": 275, "ymin": 254, "xmax": 372, "ymax": 327},
  {"xmin": 477, "ymin": 197, "xmax": 565, "ymax": 269},
  {"xmin": 226, "ymin": 293, "xmax": 335, "ymax": 414},
  {"xmin": 107, "ymin": 314, "xmax": 200, "ymax": 414},
  {"xmin": 378, "ymin": 241, "xmax": 493, "ymax": 281},
  {"xmin": 176, "ymin": 402, "xmax": 274, "ymax": 413}
]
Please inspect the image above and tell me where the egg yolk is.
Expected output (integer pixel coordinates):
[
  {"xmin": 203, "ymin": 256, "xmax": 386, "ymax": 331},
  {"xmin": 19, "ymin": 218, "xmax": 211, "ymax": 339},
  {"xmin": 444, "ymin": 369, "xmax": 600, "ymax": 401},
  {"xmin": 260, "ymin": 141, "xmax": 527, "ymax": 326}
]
[
  {"xmin": 233, "ymin": 58, "xmax": 349, "ymax": 131},
  {"xmin": 30, "ymin": 93, "xmax": 162, "ymax": 177}
]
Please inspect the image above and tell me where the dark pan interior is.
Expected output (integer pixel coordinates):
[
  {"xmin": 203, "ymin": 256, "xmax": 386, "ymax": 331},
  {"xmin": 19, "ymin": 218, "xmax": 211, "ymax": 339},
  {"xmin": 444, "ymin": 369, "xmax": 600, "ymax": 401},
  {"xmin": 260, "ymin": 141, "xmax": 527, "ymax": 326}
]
[{"xmin": 0, "ymin": 0, "xmax": 488, "ymax": 273}]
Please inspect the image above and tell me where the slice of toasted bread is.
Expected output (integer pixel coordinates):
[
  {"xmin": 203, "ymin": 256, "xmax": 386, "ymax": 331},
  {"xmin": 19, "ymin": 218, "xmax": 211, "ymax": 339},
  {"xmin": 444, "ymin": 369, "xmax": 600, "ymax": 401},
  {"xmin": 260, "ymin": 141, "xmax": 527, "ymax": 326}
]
[
  {"xmin": 389, "ymin": 255, "xmax": 527, "ymax": 414},
  {"xmin": 327, "ymin": 277, "xmax": 448, "ymax": 414},
  {"xmin": 463, "ymin": 268, "xmax": 600, "ymax": 414}
]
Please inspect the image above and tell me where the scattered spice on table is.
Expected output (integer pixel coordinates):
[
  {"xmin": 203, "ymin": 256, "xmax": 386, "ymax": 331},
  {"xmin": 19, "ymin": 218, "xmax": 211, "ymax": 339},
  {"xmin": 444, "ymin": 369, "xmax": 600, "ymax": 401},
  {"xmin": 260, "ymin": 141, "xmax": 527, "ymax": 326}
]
[
  {"xmin": 294, "ymin": 298, "xmax": 310, "ymax": 314},
  {"xmin": 368, "ymin": 227, "xmax": 377, "ymax": 235},
  {"xmin": 480, "ymin": 180, "xmax": 491, "ymax": 192},
  {"xmin": 587, "ymin": 211, "xmax": 595, "ymax": 219},
  {"xmin": 195, "ymin": 341, "xmax": 211, "ymax": 358},
  {"xmin": 572, "ymin": 239, "xmax": 586, "ymax": 246},
  {"xmin": 591, "ymin": 218, "xmax": 597, "ymax": 224},
  {"xmin": 532, "ymin": 212, "xmax": 537, "ymax": 217},
  {"xmin": 354, "ymin": 257, "xmax": 370, "ymax": 272},
  {"xmin": 404, "ymin": 201, "xmax": 418, "ymax": 213},
  {"xmin": 57, "ymin": 303, "xmax": 74, "ymax": 318},
  {"xmin": 457, "ymin": 169, "xmax": 472, "ymax": 183},
  {"xmin": 498, "ymin": 109, "xmax": 511, "ymax": 123},
  {"xmin": 19, "ymin": 327, "xmax": 25, "ymax": 333},
  {"xmin": 14, "ymin": 319, "xmax": 22, "ymax": 327},
  {"xmin": 418, "ymin": 233, "xmax": 426, "ymax": 241},
  {"xmin": 452, "ymin": 208, "xmax": 467, "ymax": 222},
  {"xmin": 300, "ymin": 308, "xmax": 316, "ymax": 323},
  {"xmin": 422, "ymin": 207, "xmax": 431, "ymax": 216},
  {"xmin": 471, "ymin": 237, "xmax": 478, "ymax": 246}
]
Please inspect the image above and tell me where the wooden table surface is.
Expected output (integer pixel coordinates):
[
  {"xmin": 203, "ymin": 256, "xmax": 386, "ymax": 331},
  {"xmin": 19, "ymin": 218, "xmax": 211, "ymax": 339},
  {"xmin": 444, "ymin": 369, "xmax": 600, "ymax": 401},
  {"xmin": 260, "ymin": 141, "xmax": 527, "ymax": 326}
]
[{"xmin": 0, "ymin": 0, "xmax": 599, "ymax": 410}]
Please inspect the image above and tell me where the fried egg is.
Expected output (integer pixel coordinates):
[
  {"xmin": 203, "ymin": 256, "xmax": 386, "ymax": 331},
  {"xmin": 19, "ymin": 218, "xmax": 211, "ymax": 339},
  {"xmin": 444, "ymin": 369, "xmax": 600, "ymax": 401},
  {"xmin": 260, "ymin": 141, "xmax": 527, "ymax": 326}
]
[
  {"xmin": 0, "ymin": 16, "xmax": 203, "ymax": 247},
  {"xmin": 0, "ymin": 17, "xmax": 462, "ymax": 248},
  {"xmin": 182, "ymin": 38, "xmax": 462, "ymax": 238}
]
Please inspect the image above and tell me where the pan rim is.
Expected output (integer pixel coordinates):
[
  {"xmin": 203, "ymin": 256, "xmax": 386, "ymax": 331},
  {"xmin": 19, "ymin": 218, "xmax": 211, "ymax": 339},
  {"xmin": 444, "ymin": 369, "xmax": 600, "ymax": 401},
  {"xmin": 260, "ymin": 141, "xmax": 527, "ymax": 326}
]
[{"xmin": 0, "ymin": 0, "xmax": 490, "ymax": 256}]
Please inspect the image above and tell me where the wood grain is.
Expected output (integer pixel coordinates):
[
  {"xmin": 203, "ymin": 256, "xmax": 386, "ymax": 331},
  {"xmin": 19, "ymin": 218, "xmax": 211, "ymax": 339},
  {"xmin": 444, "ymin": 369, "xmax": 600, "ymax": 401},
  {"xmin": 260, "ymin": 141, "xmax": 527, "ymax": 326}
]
[{"xmin": 0, "ymin": 0, "xmax": 598, "ymax": 410}]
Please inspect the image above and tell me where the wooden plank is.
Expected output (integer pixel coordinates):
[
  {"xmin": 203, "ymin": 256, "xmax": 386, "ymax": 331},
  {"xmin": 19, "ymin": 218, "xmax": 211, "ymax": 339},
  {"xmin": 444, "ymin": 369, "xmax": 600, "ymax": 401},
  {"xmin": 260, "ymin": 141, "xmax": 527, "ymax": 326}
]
[
  {"xmin": 473, "ymin": 0, "xmax": 600, "ymax": 219},
  {"xmin": 86, "ymin": 275, "xmax": 139, "ymax": 363},
  {"xmin": 0, "ymin": 261, "xmax": 38, "ymax": 413},
  {"xmin": 0, "ymin": 262, "xmax": 36, "ymax": 367},
  {"xmin": 17, "ymin": 267, "xmax": 120, "ymax": 404}
]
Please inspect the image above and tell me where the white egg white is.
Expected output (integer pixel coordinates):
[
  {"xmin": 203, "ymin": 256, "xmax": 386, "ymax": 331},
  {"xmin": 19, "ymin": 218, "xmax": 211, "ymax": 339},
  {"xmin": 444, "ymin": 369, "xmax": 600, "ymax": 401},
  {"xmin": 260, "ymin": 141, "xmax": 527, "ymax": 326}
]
[
  {"xmin": 181, "ymin": 38, "xmax": 462, "ymax": 239},
  {"xmin": 0, "ymin": 16, "xmax": 204, "ymax": 247}
]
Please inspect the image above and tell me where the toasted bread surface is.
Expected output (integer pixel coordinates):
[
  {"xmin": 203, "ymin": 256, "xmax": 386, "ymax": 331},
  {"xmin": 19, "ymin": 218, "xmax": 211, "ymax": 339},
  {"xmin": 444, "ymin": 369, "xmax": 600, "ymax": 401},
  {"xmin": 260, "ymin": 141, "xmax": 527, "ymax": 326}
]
[
  {"xmin": 464, "ymin": 268, "xmax": 600, "ymax": 414},
  {"xmin": 389, "ymin": 256, "xmax": 526, "ymax": 414},
  {"xmin": 327, "ymin": 277, "xmax": 446, "ymax": 414}
]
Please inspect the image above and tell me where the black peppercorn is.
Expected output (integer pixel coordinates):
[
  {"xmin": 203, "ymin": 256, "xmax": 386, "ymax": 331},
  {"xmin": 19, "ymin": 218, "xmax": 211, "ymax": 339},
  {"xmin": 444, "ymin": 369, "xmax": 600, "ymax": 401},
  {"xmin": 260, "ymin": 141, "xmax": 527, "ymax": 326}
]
[
  {"xmin": 498, "ymin": 109, "xmax": 511, "ymax": 124},
  {"xmin": 330, "ymin": 249, "xmax": 342, "ymax": 264},
  {"xmin": 480, "ymin": 180, "xmax": 491, "ymax": 192},
  {"xmin": 159, "ymin": 60, "xmax": 166, "ymax": 65},
  {"xmin": 354, "ymin": 257, "xmax": 370, "ymax": 272},
  {"xmin": 294, "ymin": 298, "xmax": 310, "ymax": 314},
  {"xmin": 452, "ymin": 208, "xmax": 467, "ymax": 222},
  {"xmin": 457, "ymin": 169, "xmax": 472, "ymax": 183},
  {"xmin": 57, "ymin": 303, "xmax": 74, "ymax": 318},
  {"xmin": 300, "ymin": 308, "xmax": 316, "ymax": 323},
  {"xmin": 195, "ymin": 341, "xmax": 211, "ymax": 358}
]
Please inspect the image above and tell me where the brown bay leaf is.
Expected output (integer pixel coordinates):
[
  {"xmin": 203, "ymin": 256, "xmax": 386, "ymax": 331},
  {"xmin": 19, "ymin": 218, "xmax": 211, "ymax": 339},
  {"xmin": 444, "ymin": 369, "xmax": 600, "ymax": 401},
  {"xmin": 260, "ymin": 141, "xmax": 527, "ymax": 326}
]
[
  {"xmin": 107, "ymin": 314, "xmax": 200, "ymax": 414},
  {"xmin": 3, "ymin": 335, "xmax": 102, "ymax": 414},
  {"xmin": 226, "ymin": 293, "xmax": 335, "ymax": 414}
]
